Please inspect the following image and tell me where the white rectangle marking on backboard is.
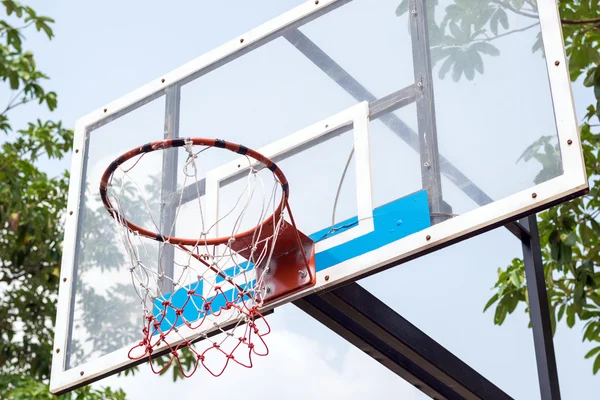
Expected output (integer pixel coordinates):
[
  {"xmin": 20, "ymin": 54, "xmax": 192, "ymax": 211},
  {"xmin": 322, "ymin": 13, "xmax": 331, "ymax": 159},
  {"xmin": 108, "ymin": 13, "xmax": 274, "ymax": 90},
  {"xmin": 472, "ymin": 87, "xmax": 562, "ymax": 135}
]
[{"xmin": 206, "ymin": 102, "xmax": 375, "ymax": 253}]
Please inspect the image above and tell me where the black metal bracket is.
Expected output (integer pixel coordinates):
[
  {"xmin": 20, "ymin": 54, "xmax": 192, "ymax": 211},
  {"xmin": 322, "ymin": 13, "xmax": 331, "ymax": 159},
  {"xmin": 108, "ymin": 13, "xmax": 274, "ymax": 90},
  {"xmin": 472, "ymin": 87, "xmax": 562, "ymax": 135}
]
[
  {"xmin": 295, "ymin": 283, "xmax": 514, "ymax": 400},
  {"xmin": 521, "ymin": 215, "xmax": 561, "ymax": 399}
]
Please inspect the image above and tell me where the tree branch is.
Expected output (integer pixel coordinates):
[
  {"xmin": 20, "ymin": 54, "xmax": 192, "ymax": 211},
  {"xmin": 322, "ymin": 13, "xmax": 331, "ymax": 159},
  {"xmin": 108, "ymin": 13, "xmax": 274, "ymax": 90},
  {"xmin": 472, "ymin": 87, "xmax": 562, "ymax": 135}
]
[
  {"xmin": 578, "ymin": 22, "xmax": 600, "ymax": 35},
  {"xmin": 475, "ymin": 22, "xmax": 540, "ymax": 42},
  {"xmin": 2, "ymin": 89, "xmax": 27, "ymax": 116},
  {"xmin": 0, "ymin": 21, "xmax": 34, "ymax": 37},
  {"xmin": 490, "ymin": 0, "xmax": 539, "ymax": 19},
  {"xmin": 561, "ymin": 17, "xmax": 600, "ymax": 25},
  {"xmin": 0, "ymin": 99, "xmax": 28, "ymax": 121},
  {"xmin": 430, "ymin": 22, "xmax": 540, "ymax": 51}
]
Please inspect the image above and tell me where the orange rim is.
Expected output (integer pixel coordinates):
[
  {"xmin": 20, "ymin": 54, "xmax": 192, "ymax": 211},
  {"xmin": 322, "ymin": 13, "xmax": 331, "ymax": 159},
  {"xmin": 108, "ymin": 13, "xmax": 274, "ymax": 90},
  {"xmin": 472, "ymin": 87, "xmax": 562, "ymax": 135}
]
[{"xmin": 99, "ymin": 137, "xmax": 289, "ymax": 246}]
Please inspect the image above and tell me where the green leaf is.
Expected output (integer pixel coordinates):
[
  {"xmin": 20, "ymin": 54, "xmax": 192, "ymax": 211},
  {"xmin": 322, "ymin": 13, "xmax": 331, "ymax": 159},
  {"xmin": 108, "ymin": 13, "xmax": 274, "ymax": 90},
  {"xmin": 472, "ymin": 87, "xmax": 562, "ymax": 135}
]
[
  {"xmin": 551, "ymin": 304, "xmax": 557, "ymax": 335},
  {"xmin": 452, "ymin": 54, "xmax": 465, "ymax": 81},
  {"xmin": 590, "ymin": 219, "xmax": 600, "ymax": 236},
  {"xmin": 589, "ymin": 293, "xmax": 600, "ymax": 308},
  {"xmin": 449, "ymin": 22, "xmax": 462, "ymax": 40},
  {"xmin": 583, "ymin": 322, "xmax": 597, "ymax": 341},
  {"xmin": 45, "ymin": 92, "xmax": 57, "ymax": 111},
  {"xmin": 483, "ymin": 293, "xmax": 499, "ymax": 312},
  {"xmin": 36, "ymin": 20, "xmax": 54, "ymax": 39},
  {"xmin": 4, "ymin": 0, "xmax": 16, "ymax": 15},
  {"xmin": 445, "ymin": 4, "xmax": 462, "ymax": 19},
  {"xmin": 395, "ymin": 0, "xmax": 410, "ymax": 17},
  {"xmin": 549, "ymin": 230, "xmax": 560, "ymax": 261},
  {"xmin": 497, "ymin": 8, "xmax": 509, "ymax": 30},
  {"xmin": 475, "ymin": 8, "xmax": 494, "ymax": 31},
  {"xmin": 464, "ymin": 62, "xmax": 475, "ymax": 80},
  {"xmin": 531, "ymin": 32, "xmax": 543, "ymax": 54},
  {"xmin": 574, "ymin": 283, "xmax": 584, "ymax": 309},
  {"xmin": 558, "ymin": 242, "xmax": 572, "ymax": 265},
  {"xmin": 494, "ymin": 301, "xmax": 508, "ymax": 325},
  {"xmin": 584, "ymin": 104, "xmax": 597, "ymax": 121},
  {"xmin": 562, "ymin": 232, "xmax": 577, "ymax": 246},
  {"xmin": 471, "ymin": 42, "xmax": 500, "ymax": 56},
  {"xmin": 580, "ymin": 223, "xmax": 593, "ymax": 245},
  {"xmin": 594, "ymin": 355, "xmax": 600, "ymax": 375},
  {"xmin": 9, "ymin": 71, "xmax": 19, "ymax": 90},
  {"xmin": 533, "ymin": 153, "xmax": 552, "ymax": 168},
  {"xmin": 7, "ymin": 29, "xmax": 22, "ymax": 52},
  {"xmin": 567, "ymin": 308, "xmax": 576, "ymax": 328},
  {"xmin": 438, "ymin": 54, "xmax": 454, "ymax": 79},
  {"xmin": 490, "ymin": 11, "xmax": 499, "ymax": 35},
  {"xmin": 509, "ymin": 270, "xmax": 521, "ymax": 287},
  {"xmin": 507, "ymin": 292, "xmax": 519, "ymax": 313},
  {"xmin": 557, "ymin": 304, "xmax": 566, "ymax": 321},
  {"xmin": 431, "ymin": 46, "xmax": 453, "ymax": 64},
  {"xmin": 583, "ymin": 67, "xmax": 598, "ymax": 87},
  {"xmin": 472, "ymin": 49, "xmax": 484, "ymax": 74}
]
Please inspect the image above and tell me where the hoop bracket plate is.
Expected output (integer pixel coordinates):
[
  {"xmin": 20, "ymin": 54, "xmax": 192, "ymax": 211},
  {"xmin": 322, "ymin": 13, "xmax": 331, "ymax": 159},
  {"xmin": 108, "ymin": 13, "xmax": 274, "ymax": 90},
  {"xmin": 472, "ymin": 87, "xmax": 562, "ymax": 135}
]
[
  {"xmin": 261, "ymin": 223, "xmax": 315, "ymax": 305},
  {"xmin": 231, "ymin": 220, "xmax": 316, "ymax": 305}
]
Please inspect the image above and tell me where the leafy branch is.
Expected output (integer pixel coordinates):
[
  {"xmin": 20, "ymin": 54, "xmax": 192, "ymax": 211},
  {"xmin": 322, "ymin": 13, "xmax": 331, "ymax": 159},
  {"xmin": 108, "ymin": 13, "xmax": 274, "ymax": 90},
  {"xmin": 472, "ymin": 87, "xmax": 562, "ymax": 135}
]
[
  {"xmin": 486, "ymin": 121, "xmax": 600, "ymax": 373},
  {"xmin": 488, "ymin": 0, "xmax": 539, "ymax": 19},
  {"xmin": 0, "ymin": 1, "xmax": 132, "ymax": 398},
  {"xmin": 473, "ymin": 21, "xmax": 540, "ymax": 42},
  {"xmin": 398, "ymin": 0, "xmax": 546, "ymax": 81},
  {"xmin": 0, "ymin": 1, "xmax": 57, "ymax": 130}
]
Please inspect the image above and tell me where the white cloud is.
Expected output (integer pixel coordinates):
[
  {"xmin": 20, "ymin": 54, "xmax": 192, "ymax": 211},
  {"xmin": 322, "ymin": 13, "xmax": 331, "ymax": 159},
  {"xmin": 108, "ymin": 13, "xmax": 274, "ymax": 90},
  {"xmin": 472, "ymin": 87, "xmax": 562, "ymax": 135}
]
[{"xmin": 97, "ymin": 328, "xmax": 425, "ymax": 400}]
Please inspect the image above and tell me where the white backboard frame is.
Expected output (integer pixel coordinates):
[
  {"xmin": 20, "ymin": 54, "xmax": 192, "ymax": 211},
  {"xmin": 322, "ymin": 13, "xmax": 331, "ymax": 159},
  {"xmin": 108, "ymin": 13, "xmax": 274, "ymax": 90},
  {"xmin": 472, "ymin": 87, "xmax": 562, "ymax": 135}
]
[{"xmin": 51, "ymin": 0, "xmax": 587, "ymax": 394}]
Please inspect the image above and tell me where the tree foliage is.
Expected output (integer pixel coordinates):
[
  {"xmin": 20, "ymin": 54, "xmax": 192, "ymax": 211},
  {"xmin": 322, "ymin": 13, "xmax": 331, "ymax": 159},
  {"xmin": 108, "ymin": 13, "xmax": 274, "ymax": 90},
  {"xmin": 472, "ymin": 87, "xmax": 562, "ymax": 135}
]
[
  {"xmin": 486, "ymin": 0, "xmax": 600, "ymax": 375},
  {"xmin": 0, "ymin": 1, "xmax": 125, "ymax": 398},
  {"xmin": 395, "ymin": 0, "xmax": 600, "ymax": 376}
]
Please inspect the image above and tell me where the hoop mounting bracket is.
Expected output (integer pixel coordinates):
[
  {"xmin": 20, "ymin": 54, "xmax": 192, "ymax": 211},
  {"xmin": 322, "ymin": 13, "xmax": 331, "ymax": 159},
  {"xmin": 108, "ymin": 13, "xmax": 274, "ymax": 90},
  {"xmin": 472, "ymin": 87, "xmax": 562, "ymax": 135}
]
[{"xmin": 231, "ymin": 219, "xmax": 316, "ymax": 305}]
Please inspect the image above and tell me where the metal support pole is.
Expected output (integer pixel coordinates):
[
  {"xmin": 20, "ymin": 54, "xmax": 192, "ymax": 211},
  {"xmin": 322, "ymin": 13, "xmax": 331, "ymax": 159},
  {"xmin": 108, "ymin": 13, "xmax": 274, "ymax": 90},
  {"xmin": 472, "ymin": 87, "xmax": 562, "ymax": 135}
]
[
  {"xmin": 158, "ymin": 84, "xmax": 181, "ymax": 295},
  {"xmin": 409, "ymin": 0, "xmax": 449, "ymax": 225},
  {"xmin": 295, "ymin": 282, "xmax": 514, "ymax": 400},
  {"xmin": 282, "ymin": 29, "xmax": 535, "ymax": 237},
  {"xmin": 283, "ymin": 29, "xmax": 491, "ymax": 208},
  {"xmin": 520, "ymin": 214, "xmax": 561, "ymax": 399}
]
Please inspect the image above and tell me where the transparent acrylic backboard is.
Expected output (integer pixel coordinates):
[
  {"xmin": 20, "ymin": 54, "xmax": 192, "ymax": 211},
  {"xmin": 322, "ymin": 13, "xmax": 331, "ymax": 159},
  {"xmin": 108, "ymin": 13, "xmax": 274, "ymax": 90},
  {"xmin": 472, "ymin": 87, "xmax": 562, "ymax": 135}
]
[{"xmin": 52, "ymin": 0, "xmax": 587, "ymax": 393}]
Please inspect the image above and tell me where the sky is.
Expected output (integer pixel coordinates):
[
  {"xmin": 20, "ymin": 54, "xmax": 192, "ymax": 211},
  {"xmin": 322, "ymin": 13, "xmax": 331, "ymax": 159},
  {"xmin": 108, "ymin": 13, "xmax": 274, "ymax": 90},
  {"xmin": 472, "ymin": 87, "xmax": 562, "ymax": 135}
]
[{"xmin": 6, "ymin": 0, "xmax": 599, "ymax": 398}]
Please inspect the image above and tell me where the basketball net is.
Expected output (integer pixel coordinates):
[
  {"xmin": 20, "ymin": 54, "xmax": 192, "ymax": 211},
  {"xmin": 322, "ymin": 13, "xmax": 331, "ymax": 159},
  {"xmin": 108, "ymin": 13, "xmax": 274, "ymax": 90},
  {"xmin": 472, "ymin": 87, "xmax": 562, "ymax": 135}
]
[{"xmin": 101, "ymin": 138, "xmax": 293, "ymax": 377}]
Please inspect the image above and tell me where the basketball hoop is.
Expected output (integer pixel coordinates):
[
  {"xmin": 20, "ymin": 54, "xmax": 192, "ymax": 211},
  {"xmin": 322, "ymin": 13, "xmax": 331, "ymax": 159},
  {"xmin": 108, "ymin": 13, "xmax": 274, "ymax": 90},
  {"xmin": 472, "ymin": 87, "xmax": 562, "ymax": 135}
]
[{"xmin": 99, "ymin": 137, "xmax": 316, "ymax": 377}]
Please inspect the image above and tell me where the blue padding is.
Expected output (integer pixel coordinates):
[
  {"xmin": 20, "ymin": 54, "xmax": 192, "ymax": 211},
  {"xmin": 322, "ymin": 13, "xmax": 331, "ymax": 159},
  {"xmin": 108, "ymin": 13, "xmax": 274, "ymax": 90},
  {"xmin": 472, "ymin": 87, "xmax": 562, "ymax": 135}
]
[
  {"xmin": 309, "ymin": 190, "xmax": 431, "ymax": 271},
  {"xmin": 153, "ymin": 280, "xmax": 255, "ymax": 332},
  {"xmin": 153, "ymin": 190, "xmax": 430, "ymax": 329}
]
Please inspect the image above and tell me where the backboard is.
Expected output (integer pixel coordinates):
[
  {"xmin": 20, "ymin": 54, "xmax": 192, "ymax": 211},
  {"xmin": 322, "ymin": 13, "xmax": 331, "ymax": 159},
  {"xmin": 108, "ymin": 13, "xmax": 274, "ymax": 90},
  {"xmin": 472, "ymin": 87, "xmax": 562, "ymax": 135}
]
[{"xmin": 51, "ymin": 0, "xmax": 587, "ymax": 394}]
